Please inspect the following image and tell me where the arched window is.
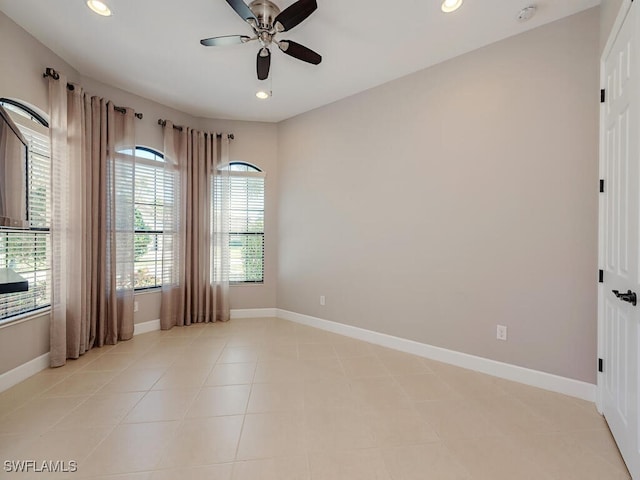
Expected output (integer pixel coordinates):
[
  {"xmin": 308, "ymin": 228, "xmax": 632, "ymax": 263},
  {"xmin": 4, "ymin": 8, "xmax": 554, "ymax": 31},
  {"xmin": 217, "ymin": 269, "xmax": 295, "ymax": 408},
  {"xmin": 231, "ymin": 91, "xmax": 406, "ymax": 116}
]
[
  {"xmin": 220, "ymin": 162, "xmax": 262, "ymax": 173},
  {"xmin": 132, "ymin": 146, "xmax": 169, "ymax": 289},
  {"xmin": 0, "ymin": 99, "xmax": 51, "ymax": 322},
  {"xmin": 218, "ymin": 161, "xmax": 265, "ymax": 283}
]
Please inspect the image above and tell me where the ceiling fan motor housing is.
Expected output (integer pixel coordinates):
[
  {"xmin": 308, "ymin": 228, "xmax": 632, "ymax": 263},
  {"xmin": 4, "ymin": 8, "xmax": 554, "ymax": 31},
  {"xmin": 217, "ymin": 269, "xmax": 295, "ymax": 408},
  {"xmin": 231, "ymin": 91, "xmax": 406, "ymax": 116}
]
[{"xmin": 249, "ymin": 0, "xmax": 281, "ymax": 30}]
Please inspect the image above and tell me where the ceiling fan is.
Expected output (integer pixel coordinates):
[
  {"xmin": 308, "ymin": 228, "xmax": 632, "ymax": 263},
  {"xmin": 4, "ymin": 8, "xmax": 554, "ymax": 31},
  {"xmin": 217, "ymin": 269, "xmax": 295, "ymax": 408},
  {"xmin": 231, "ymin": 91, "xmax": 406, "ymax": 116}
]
[{"xmin": 201, "ymin": 0, "xmax": 322, "ymax": 81}]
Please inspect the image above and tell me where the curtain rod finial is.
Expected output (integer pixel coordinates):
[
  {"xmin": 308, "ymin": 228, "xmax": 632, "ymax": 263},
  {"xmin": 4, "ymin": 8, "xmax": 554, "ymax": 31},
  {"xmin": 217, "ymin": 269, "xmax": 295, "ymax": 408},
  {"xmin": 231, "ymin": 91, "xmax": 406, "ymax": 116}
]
[{"xmin": 43, "ymin": 67, "xmax": 60, "ymax": 80}]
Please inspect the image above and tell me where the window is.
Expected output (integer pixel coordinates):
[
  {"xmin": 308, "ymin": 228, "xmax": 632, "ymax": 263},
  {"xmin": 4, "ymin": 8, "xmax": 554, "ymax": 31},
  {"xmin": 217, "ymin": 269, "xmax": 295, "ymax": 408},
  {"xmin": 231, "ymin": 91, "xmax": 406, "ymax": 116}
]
[
  {"xmin": 0, "ymin": 99, "xmax": 51, "ymax": 321},
  {"xmin": 132, "ymin": 146, "xmax": 171, "ymax": 289},
  {"xmin": 218, "ymin": 162, "xmax": 265, "ymax": 283}
]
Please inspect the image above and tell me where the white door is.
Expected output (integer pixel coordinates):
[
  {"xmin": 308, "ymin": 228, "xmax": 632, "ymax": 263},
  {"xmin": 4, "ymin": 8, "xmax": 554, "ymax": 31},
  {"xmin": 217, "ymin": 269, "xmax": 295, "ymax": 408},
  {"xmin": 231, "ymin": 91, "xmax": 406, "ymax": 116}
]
[{"xmin": 599, "ymin": 2, "xmax": 640, "ymax": 478}]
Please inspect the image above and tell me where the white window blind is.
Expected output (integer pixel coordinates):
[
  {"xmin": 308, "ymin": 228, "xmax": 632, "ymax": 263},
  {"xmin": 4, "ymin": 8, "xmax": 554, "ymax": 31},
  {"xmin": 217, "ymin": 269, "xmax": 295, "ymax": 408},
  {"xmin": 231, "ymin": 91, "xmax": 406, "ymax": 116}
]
[
  {"xmin": 0, "ymin": 106, "xmax": 51, "ymax": 321},
  {"xmin": 133, "ymin": 147, "xmax": 171, "ymax": 289},
  {"xmin": 0, "ymin": 230, "xmax": 50, "ymax": 319},
  {"xmin": 25, "ymin": 127, "xmax": 51, "ymax": 229},
  {"xmin": 217, "ymin": 163, "xmax": 265, "ymax": 284}
]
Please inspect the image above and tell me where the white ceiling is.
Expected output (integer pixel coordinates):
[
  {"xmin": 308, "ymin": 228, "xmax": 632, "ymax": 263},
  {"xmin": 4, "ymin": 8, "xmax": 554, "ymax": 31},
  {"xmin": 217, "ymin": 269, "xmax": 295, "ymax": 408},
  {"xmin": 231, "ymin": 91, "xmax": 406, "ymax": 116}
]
[{"xmin": 0, "ymin": 0, "xmax": 599, "ymax": 123}]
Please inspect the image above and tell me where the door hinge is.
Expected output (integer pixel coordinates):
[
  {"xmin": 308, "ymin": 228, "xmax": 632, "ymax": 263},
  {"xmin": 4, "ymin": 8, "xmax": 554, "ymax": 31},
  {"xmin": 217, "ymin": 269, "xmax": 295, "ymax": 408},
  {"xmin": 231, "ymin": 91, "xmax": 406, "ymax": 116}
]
[
  {"xmin": 601, "ymin": 89, "xmax": 606, "ymax": 103},
  {"xmin": 598, "ymin": 358, "xmax": 604, "ymax": 373},
  {"xmin": 599, "ymin": 269, "xmax": 604, "ymax": 283},
  {"xmin": 600, "ymin": 179, "xmax": 605, "ymax": 193}
]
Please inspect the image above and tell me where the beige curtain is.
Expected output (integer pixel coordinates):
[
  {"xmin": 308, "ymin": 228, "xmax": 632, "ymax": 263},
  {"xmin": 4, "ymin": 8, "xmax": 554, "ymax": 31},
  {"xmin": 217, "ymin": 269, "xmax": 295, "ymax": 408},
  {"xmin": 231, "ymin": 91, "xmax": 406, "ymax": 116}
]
[
  {"xmin": 49, "ymin": 74, "xmax": 136, "ymax": 367},
  {"xmin": 160, "ymin": 121, "xmax": 230, "ymax": 329}
]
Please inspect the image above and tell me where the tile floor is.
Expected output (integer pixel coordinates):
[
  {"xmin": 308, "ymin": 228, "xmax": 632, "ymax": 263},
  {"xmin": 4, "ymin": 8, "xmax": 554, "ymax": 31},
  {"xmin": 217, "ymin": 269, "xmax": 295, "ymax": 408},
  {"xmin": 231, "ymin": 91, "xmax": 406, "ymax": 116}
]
[{"xmin": 0, "ymin": 317, "xmax": 630, "ymax": 479}]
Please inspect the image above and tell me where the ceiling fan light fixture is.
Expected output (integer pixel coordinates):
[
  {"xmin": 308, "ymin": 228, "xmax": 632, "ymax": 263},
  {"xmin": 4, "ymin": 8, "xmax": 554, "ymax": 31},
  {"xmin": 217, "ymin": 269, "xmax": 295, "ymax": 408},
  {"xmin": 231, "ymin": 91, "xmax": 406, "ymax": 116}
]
[
  {"xmin": 86, "ymin": 0, "xmax": 112, "ymax": 16},
  {"xmin": 256, "ymin": 90, "xmax": 271, "ymax": 100},
  {"xmin": 441, "ymin": 0, "xmax": 463, "ymax": 13}
]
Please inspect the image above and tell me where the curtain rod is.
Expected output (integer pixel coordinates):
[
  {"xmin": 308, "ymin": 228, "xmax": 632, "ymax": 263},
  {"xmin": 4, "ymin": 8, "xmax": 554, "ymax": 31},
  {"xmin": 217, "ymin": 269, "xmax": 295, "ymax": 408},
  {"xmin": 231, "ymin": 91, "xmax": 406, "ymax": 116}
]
[
  {"xmin": 43, "ymin": 67, "xmax": 144, "ymax": 120},
  {"xmin": 157, "ymin": 119, "xmax": 234, "ymax": 140}
]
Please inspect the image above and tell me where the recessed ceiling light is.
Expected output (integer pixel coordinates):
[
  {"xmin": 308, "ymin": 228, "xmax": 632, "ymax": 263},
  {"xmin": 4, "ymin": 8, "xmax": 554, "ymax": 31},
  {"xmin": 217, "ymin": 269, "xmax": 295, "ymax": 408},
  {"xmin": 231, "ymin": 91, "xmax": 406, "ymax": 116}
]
[
  {"xmin": 87, "ymin": 0, "xmax": 112, "ymax": 16},
  {"xmin": 256, "ymin": 90, "xmax": 271, "ymax": 100},
  {"xmin": 441, "ymin": 0, "xmax": 463, "ymax": 13}
]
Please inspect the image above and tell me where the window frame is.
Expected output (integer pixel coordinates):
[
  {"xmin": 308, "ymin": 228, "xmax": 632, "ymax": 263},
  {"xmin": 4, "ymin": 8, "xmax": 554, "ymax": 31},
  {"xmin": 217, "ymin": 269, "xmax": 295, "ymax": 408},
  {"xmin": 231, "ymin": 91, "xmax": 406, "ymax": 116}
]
[
  {"xmin": 219, "ymin": 161, "xmax": 266, "ymax": 285},
  {"xmin": 132, "ymin": 146, "xmax": 167, "ymax": 291},
  {"xmin": 0, "ymin": 100, "xmax": 52, "ymax": 324},
  {"xmin": 0, "ymin": 98, "xmax": 49, "ymax": 128}
]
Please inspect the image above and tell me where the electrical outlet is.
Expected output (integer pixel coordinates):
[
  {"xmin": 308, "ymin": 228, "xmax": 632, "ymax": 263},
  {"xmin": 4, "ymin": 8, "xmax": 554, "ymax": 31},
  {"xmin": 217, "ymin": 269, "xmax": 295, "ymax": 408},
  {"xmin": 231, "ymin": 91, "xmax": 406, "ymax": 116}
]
[
  {"xmin": 496, "ymin": 324, "xmax": 507, "ymax": 341},
  {"xmin": 320, "ymin": 295, "xmax": 326, "ymax": 306},
  {"xmin": 134, "ymin": 301, "xmax": 139, "ymax": 313}
]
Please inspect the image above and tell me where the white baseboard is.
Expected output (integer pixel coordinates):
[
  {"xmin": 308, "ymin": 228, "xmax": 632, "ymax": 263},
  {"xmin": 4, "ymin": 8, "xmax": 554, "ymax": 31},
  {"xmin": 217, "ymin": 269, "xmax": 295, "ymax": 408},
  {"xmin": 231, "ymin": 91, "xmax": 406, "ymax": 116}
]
[
  {"xmin": 276, "ymin": 309, "xmax": 596, "ymax": 402},
  {"xmin": 0, "ymin": 353, "xmax": 50, "ymax": 393},
  {"xmin": 134, "ymin": 319, "xmax": 161, "ymax": 336},
  {"xmin": 231, "ymin": 308, "xmax": 277, "ymax": 319},
  {"xmin": 134, "ymin": 310, "xmax": 277, "ymax": 333},
  {"xmin": 2, "ymin": 310, "xmax": 596, "ymax": 401}
]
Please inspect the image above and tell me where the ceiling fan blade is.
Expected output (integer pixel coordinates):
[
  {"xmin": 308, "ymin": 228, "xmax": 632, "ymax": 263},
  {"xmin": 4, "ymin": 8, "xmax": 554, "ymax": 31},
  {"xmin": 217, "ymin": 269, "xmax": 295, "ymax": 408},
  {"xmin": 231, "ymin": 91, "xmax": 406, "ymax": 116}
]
[
  {"xmin": 225, "ymin": 0, "xmax": 257, "ymax": 24},
  {"xmin": 274, "ymin": 0, "xmax": 317, "ymax": 32},
  {"xmin": 257, "ymin": 48, "xmax": 271, "ymax": 80},
  {"xmin": 278, "ymin": 40, "xmax": 322, "ymax": 65},
  {"xmin": 200, "ymin": 35, "xmax": 251, "ymax": 47}
]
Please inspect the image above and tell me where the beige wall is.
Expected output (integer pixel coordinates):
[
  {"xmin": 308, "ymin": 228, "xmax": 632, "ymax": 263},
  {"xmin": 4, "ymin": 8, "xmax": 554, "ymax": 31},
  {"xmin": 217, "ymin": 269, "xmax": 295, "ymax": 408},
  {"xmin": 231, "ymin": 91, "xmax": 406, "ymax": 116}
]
[
  {"xmin": 277, "ymin": 8, "xmax": 600, "ymax": 383},
  {"xmin": 0, "ymin": 11, "xmax": 275, "ymax": 375},
  {"xmin": 1, "ymin": 6, "xmax": 602, "ymax": 384},
  {"xmin": 80, "ymin": 81, "xmax": 280, "ymax": 313},
  {"xmin": 199, "ymin": 118, "xmax": 278, "ymax": 310},
  {"xmin": 0, "ymin": 12, "xmax": 80, "ymax": 112},
  {"xmin": 0, "ymin": 11, "xmax": 75, "ymax": 376},
  {"xmin": 0, "ymin": 313, "xmax": 49, "ymax": 373}
]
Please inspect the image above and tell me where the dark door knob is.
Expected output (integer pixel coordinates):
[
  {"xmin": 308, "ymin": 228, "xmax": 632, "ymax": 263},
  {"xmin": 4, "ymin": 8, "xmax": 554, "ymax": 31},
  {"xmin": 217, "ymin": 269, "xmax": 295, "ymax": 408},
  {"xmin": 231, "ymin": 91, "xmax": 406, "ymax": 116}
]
[{"xmin": 612, "ymin": 289, "xmax": 637, "ymax": 306}]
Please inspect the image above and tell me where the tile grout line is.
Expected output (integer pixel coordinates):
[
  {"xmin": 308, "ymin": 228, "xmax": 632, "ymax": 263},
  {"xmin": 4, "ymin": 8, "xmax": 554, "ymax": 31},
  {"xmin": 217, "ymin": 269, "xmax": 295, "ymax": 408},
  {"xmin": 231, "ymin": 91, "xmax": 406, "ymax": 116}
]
[{"xmin": 231, "ymin": 355, "xmax": 259, "ymax": 470}]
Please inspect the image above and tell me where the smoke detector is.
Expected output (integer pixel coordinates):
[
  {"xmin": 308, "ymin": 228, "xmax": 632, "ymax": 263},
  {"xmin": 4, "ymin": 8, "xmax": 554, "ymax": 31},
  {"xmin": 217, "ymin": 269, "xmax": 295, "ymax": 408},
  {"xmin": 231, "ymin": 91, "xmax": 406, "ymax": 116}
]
[{"xmin": 517, "ymin": 5, "xmax": 537, "ymax": 22}]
